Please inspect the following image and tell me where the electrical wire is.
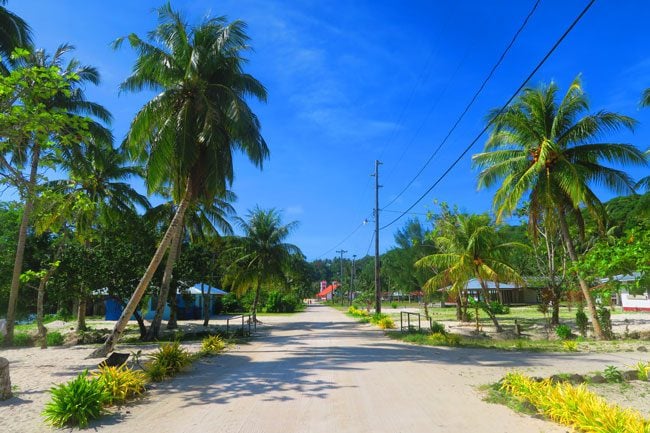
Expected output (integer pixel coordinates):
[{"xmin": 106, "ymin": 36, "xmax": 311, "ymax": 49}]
[
  {"xmin": 380, "ymin": 0, "xmax": 597, "ymax": 231},
  {"xmin": 382, "ymin": 0, "xmax": 542, "ymax": 210},
  {"xmin": 316, "ymin": 214, "xmax": 372, "ymax": 259}
]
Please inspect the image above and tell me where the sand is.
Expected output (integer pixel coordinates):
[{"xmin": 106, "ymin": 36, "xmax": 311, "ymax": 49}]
[{"xmin": 1, "ymin": 306, "xmax": 649, "ymax": 433}]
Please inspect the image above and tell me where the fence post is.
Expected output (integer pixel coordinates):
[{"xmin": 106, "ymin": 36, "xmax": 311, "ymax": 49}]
[{"xmin": 226, "ymin": 318, "xmax": 230, "ymax": 336}]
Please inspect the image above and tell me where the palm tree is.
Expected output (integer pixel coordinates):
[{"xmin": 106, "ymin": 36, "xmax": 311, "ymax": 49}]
[
  {"xmin": 145, "ymin": 191, "xmax": 235, "ymax": 339},
  {"xmin": 225, "ymin": 207, "xmax": 301, "ymax": 323},
  {"xmin": 0, "ymin": 0, "xmax": 32, "ymax": 72},
  {"xmin": 473, "ymin": 76, "xmax": 648, "ymax": 339},
  {"xmin": 416, "ymin": 213, "xmax": 523, "ymax": 332},
  {"xmin": 89, "ymin": 4, "xmax": 268, "ymax": 357},
  {"xmin": 3, "ymin": 44, "xmax": 111, "ymax": 345},
  {"xmin": 45, "ymin": 142, "xmax": 149, "ymax": 330}
]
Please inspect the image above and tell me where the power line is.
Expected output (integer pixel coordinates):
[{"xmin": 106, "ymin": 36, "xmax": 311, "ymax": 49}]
[
  {"xmin": 365, "ymin": 231, "xmax": 375, "ymax": 257},
  {"xmin": 380, "ymin": 0, "xmax": 596, "ymax": 231},
  {"xmin": 316, "ymin": 215, "xmax": 371, "ymax": 259},
  {"xmin": 382, "ymin": 0, "xmax": 541, "ymax": 211}
]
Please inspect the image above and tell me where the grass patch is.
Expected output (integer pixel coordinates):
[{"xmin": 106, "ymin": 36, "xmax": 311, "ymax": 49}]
[{"xmin": 482, "ymin": 382, "xmax": 537, "ymax": 415}]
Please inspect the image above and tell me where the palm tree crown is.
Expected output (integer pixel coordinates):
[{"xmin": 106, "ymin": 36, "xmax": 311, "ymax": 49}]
[{"xmin": 473, "ymin": 76, "xmax": 646, "ymax": 230}]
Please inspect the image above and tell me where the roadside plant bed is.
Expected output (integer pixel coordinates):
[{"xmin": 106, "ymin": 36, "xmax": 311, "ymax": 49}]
[
  {"xmin": 491, "ymin": 372, "xmax": 650, "ymax": 433},
  {"xmin": 41, "ymin": 335, "xmax": 231, "ymax": 429},
  {"xmin": 347, "ymin": 307, "xmax": 396, "ymax": 329},
  {"xmin": 388, "ymin": 328, "xmax": 650, "ymax": 353}
]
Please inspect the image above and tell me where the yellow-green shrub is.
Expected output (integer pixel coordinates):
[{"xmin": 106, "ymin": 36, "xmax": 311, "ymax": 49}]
[
  {"xmin": 201, "ymin": 335, "xmax": 226, "ymax": 355},
  {"xmin": 635, "ymin": 361, "xmax": 650, "ymax": 381},
  {"xmin": 427, "ymin": 332, "xmax": 460, "ymax": 346},
  {"xmin": 377, "ymin": 317, "xmax": 395, "ymax": 329},
  {"xmin": 501, "ymin": 372, "xmax": 650, "ymax": 433},
  {"xmin": 145, "ymin": 341, "xmax": 192, "ymax": 382},
  {"xmin": 348, "ymin": 306, "xmax": 370, "ymax": 317},
  {"xmin": 92, "ymin": 365, "xmax": 146, "ymax": 405},
  {"xmin": 562, "ymin": 340, "xmax": 578, "ymax": 352}
]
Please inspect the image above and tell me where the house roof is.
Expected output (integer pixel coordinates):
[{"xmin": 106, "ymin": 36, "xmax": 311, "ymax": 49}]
[
  {"xmin": 316, "ymin": 282, "xmax": 339, "ymax": 298},
  {"xmin": 182, "ymin": 284, "xmax": 228, "ymax": 295},
  {"xmin": 598, "ymin": 272, "xmax": 643, "ymax": 284},
  {"xmin": 442, "ymin": 278, "xmax": 520, "ymax": 291}
]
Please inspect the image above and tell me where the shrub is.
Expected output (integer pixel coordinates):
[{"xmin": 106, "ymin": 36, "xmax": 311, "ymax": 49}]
[
  {"xmin": 370, "ymin": 313, "xmax": 390, "ymax": 325},
  {"xmin": 430, "ymin": 320, "xmax": 446, "ymax": 334},
  {"xmin": 377, "ymin": 317, "xmax": 396, "ymax": 329},
  {"xmin": 427, "ymin": 332, "xmax": 460, "ymax": 346},
  {"xmin": 201, "ymin": 335, "xmax": 226, "ymax": 355},
  {"xmin": 597, "ymin": 306, "xmax": 613, "ymax": 339},
  {"xmin": 635, "ymin": 361, "xmax": 650, "ymax": 381},
  {"xmin": 42, "ymin": 371, "xmax": 109, "ymax": 428},
  {"xmin": 92, "ymin": 365, "xmax": 146, "ymax": 405},
  {"xmin": 391, "ymin": 302, "xmax": 398, "ymax": 309},
  {"xmin": 501, "ymin": 372, "xmax": 649, "ymax": 433},
  {"xmin": 488, "ymin": 301, "xmax": 510, "ymax": 315},
  {"xmin": 562, "ymin": 341, "xmax": 578, "ymax": 352},
  {"xmin": 264, "ymin": 291, "xmax": 300, "ymax": 313},
  {"xmin": 145, "ymin": 341, "xmax": 192, "ymax": 381},
  {"xmin": 555, "ymin": 324, "xmax": 572, "ymax": 340},
  {"xmin": 603, "ymin": 365, "xmax": 623, "ymax": 383},
  {"xmin": 575, "ymin": 306, "xmax": 589, "ymax": 337},
  {"xmin": 46, "ymin": 331, "xmax": 64, "ymax": 346},
  {"xmin": 13, "ymin": 332, "xmax": 31, "ymax": 347}
]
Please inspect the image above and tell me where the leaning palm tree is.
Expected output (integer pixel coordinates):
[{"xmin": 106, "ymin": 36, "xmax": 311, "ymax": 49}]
[
  {"xmin": 225, "ymin": 208, "xmax": 301, "ymax": 323},
  {"xmin": 473, "ymin": 76, "xmax": 648, "ymax": 339},
  {"xmin": 89, "ymin": 4, "xmax": 268, "ymax": 357},
  {"xmin": 3, "ymin": 44, "xmax": 111, "ymax": 345},
  {"xmin": 416, "ymin": 213, "xmax": 523, "ymax": 332},
  {"xmin": 0, "ymin": 0, "xmax": 32, "ymax": 72},
  {"xmin": 145, "ymin": 190, "xmax": 235, "ymax": 339}
]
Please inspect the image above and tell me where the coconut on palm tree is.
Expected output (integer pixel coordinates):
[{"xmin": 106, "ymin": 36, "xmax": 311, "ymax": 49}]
[
  {"xmin": 473, "ymin": 76, "xmax": 648, "ymax": 339},
  {"xmin": 416, "ymin": 213, "xmax": 523, "ymax": 332},
  {"xmin": 89, "ymin": 4, "xmax": 268, "ymax": 357},
  {"xmin": 225, "ymin": 207, "xmax": 301, "ymax": 323}
]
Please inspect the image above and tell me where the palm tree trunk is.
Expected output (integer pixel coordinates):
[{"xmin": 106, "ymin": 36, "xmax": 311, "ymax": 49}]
[
  {"xmin": 146, "ymin": 228, "xmax": 182, "ymax": 340},
  {"xmin": 202, "ymin": 287, "xmax": 210, "ymax": 327},
  {"xmin": 251, "ymin": 281, "xmax": 261, "ymax": 323},
  {"xmin": 76, "ymin": 297, "xmax": 87, "ymax": 331},
  {"xmin": 477, "ymin": 275, "xmax": 502, "ymax": 332},
  {"xmin": 166, "ymin": 240, "xmax": 183, "ymax": 330},
  {"xmin": 557, "ymin": 212, "xmax": 605, "ymax": 339},
  {"xmin": 88, "ymin": 182, "xmax": 193, "ymax": 358},
  {"xmin": 5, "ymin": 143, "xmax": 40, "ymax": 346}
]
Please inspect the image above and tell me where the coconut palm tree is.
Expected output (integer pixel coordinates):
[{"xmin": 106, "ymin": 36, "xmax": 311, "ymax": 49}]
[
  {"xmin": 145, "ymin": 191, "xmax": 235, "ymax": 339},
  {"xmin": 473, "ymin": 76, "xmax": 648, "ymax": 339},
  {"xmin": 3, "ymin": 44, "xmax": 111, "ymax": 345},
  {"xmin": 416, "ymin": 213, "xmax": 523, "ymax": 332},
  {"xmin": 45, "ymin": 142, "xmax": 149, "ymax": 330},
  {"xmin": 0, "ymin": 0, "xmax": 32, "ymax": 72},
  {"xmin": 225, "ymin": 207, "xmax": 301, "ymax": 323},
  {"xmin": 89, "ymin": 4, "xmax": 268, "ymax": 357}
]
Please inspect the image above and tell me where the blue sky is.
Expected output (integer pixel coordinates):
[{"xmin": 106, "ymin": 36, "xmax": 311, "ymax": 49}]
[{"xmin": 8, "ymin": 0, "xmax": 650, "ymax": 260}]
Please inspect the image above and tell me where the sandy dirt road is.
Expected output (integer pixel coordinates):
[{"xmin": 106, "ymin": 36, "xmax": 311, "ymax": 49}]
[
  {"xmin": 3, "ymin": 305, "xmax": 649, "ymax": 433},
  {"xmin": 95, "ymin": 305, "xmax": 648, "ymax": 433}
]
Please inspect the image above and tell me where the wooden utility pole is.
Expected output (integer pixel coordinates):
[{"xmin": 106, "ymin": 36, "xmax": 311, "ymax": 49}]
[
  {"xmin": 336, "ymin": 249, "xmax": 347, "ymax": 304},
  {"xmin": 373, "ymin": 160, "xmax": 382, "ymax": 313}
]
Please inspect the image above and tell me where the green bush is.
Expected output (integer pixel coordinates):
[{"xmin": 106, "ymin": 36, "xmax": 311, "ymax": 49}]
[
  {"xmin": 13, "ymin": 332, "xmax": 32, "ymax": 347},
  {"xmin": 427, "ymin": 332, "xmax": 460, "ymax": 346},
  {"xmin": 488, "ymin": 301, "xmax": 510, "ymax": 315},
  {"xmin": 603, "ymin": 365, "xmax": 623, "ymax": 383},
  {"xmin": 370, "ymin": 313, "xmax": 390, "ymax": 325},
  {"xmin": 555, "ymin": 324, "xmax": 572, "ymax": 340},
  {"xmin": 391, "ymin": 302, "xmax": 398, "ymax": 309},
  {"xmin": 575, "ymin": 306, "xmax": 589, "ymax": 337},
  {"xmin": 597, "ymin": 306, "xmax": 613, "ymax": 339},
  {"xmin": 430, "ymin": 320, "xmax": 446, "ymax": 334},
  {"xmin": 42, "ymin": 371, "xmax": 109, "ymax": 428},
  {"xmin": 46, "ymin": 331, "xmax": 64, "ymax": 346},
  {"xmin": 221, "ymin": 292, "xmax": 245, "ymax": 313},
  {"xmin": 264, "ymin": 290, "xmax": 300, "ymax": 313},
  {"xmin": 377, "ymin": 317, "xmax": 396, "ymax": 329},
  {"xmin": 145, "ymin": 341, "xmax": 192, "ymax": 381}
]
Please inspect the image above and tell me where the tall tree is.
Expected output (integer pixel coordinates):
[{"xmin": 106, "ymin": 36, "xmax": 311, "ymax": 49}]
[
  {"xmin": 90, "ymin": 4, "xmax": 268, "ymax": 357},
  {"xmin": 416, "ymin": 213, "xmax": 524, "ymax": 332},
  {"xmin": 145, "ymin": 192, "xmax": 234, "ymax": 339},
  {"xmin": 43, "ymin": 142, "xmax": 148, "ymax": 330},
  {"xmin": 1, "ymin": 45, "xmax": 110, "ymax": 345},
  {"xmin": 225, "ymin": 207, "xmax": 300, "ymax": 323},
  {"xmin": 473, "ymin": 76, "xmax": 647, "ymax": 339}
]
